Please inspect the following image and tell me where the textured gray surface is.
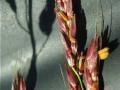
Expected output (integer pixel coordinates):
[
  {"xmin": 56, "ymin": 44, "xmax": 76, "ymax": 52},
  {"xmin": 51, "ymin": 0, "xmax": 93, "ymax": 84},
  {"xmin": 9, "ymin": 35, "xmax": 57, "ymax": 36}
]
[{"xmin": 1, "ymin": 0, "xmax": 120, "ymax": 90}]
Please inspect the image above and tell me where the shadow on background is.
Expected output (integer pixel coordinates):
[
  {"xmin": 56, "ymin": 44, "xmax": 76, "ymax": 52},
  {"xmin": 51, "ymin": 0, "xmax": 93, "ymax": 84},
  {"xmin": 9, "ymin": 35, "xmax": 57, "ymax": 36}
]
[
  {"xmin": 6, "ymin": 0, "xmax": 56, "ymax": 89},
  {"xmin": 39, "ymin": 0, "xmax": 55, "ymax": 36},
  {"xmin": 72, "ymin": 0, "xmax": 87, "ymax": 54},
  {"xmin": 37, "ymin": 0, "xmax": 55, "ymax": 55},
  {"xmin": 25, "ymin": 0, "xmax": 37, "ymax": 90},
  {"xmin": 6, "ymin": 0, "xmax": 16, "ymax": 13}
]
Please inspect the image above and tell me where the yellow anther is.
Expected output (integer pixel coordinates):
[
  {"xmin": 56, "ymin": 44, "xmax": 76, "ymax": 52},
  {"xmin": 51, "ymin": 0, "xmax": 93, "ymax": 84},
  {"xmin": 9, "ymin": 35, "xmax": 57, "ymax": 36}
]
[
  {"xmin": 68, "ymin": 30, "xmax": 76, "ymax": 43},
  {"xmin": 58, "ymin": 11, "xmax": 68, "ymax": 22},
  {"xmin": 98, "ymin": 47, "xmax": 109, "ymax": 60},
  {"xmin": 79, "ymin": 52, "xmax": 85, "ymax": 69},
  {"xmin": 69, "ymin": 36, "xmax": 76, "ymax": 43},
  {"xmin": 92, "ymin": 83, "xmax": 97, "ymax": 90}
]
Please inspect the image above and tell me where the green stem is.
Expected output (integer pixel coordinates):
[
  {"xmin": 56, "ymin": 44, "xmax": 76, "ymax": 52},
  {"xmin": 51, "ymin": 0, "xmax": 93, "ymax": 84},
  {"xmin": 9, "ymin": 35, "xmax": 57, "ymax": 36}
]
[{"xmin": 71, "ymin": 67, "xmax": 84, "ymax": 90}]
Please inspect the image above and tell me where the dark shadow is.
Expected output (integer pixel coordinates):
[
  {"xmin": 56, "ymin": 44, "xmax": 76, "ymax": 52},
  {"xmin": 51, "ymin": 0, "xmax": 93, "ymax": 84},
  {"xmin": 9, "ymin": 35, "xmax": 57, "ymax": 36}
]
[
  {"xmin": 72, "ymin": 0, "xmax": 87, "ymax": 54},
  {"xmin": 99, "ymin": 26, "xmax": 119, "ymax": 90},
  {"xmin": 25, "ymin": 0, "xmax": 37, "ymax": 90},
  {"xmin": 39, "ymin": 0, "xmax": 55, "ymax": 36},
  {"xmin": 37, "ymin": 0, "xmax": 56, "ymax": 56},
  {"xmin": 109, "ymin": 39, "xmax": 119, "ymax": 53},
  {"xmin": 101, "ymin": 25, "xmax": 119, "ymax": 53},
  {"xmin": 26, "ymin": 54, "xmax": 37, "ymax": 90},
  {"xmin": 6, "ymin": 0, "xmax": 17, "ymax": 13}
]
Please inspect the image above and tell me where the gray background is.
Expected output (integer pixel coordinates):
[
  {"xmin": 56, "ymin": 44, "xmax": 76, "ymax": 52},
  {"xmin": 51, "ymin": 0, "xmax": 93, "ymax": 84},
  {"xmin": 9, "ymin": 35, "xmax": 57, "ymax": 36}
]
[{"xmin": 1, "ymin": 0, "xmax": 120, "ymax": 90}]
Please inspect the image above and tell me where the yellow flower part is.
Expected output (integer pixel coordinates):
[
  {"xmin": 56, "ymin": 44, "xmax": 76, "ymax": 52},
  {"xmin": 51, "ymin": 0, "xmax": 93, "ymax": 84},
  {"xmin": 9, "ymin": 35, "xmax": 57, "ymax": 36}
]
[
  {"xmin": 68, "ymin": 30, "xmax": 76, "ymax": 43},
  {"xmin": 58, "ymin": 11, "xmax": 68, "ymax": 22},
  {"xmin": 92, "ymin": 83, "xmax": 97, "ymax": 90},
  {"xmin": 69, "ymin": 35, "xmax": 76, "ymax": 43},
  {"xmin": 98, "ymin": 47, "xmax": 109, "ymax": 60},
  {"xmin": 79, "ymin": 53, "xmax": 85, "ymax": 69}
]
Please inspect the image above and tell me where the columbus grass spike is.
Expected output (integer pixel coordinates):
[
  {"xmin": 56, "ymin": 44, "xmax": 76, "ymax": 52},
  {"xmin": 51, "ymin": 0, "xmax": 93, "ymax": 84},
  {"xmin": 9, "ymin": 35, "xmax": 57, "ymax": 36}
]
[
  {"xmin": 55, "ymin": 0, "xmax": 84, "ymax": 89},
  {"xmin": 54, "ymin": 0, "xmax": 110, "ymax": 90}
]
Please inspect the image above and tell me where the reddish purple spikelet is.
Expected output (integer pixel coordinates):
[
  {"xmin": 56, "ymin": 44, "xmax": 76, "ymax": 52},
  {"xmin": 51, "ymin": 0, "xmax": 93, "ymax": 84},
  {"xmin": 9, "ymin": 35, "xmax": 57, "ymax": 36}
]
[
  {"xmin": 84, "ymin": 34, "xmax": 99, "ymax": 90},
  {"xmin": 66, "ymin": 65, "xmax": 77, "ymax": 90},
  {"xmin": 11, "ymin": 72, "xmax": 26, "ymax": 90},
  {"xmin": 55, "ymin": 0, "xmax": 77, "ymax": 67}
]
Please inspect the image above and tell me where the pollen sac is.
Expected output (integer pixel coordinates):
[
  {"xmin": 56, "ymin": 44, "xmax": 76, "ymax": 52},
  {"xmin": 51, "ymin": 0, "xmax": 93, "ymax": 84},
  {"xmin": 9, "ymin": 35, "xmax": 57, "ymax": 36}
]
[{"xmin": 98, "ymin": 47, "xmax": 109, "ymax": 60}]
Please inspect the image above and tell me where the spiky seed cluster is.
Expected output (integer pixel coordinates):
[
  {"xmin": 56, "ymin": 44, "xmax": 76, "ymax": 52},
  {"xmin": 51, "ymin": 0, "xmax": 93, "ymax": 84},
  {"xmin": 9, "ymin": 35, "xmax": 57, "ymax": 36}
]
[{"xmin": 55, "ymin": 0, "xmax": 101, "ymax": 90}]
